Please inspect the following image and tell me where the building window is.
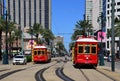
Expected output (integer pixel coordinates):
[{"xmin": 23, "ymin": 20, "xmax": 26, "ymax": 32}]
[
  {"xmin": 24, "ymin": 0, "xmax": 26, "ymax": 27},
  {"xmin": 107, "ymin": 10, "xmax": 109, "ymax": 14},
  {"xmin": 18, "ymin": 0, "xmax": 21, "ymax": 25},
  {"xmin": 39, "ymin": 0, "xmax": 41, "ymax": 24},
  {"xmin": 107, "ymin": 41, "xmax": 109, "ymax": 49},
  {"xmin": 107, "ymin": 4, "xmax": 109, "ymax": 8},
  {"xmin": 8, "ymin": 0, "xmax": 10, "ymax": 17},
  {"xmin": 34, "ymin": 0, "xmax": 36, "ymax": 23},
  {"xmin": 117, "ymin": 8, "xmax": 120, "ymax": 12},
  {"xmin": 44, "ymin": 0, "xmax": 49, "ymax": 29},
  {"xmin": 13, "ymin": 0, "xmax": 15, "ymax": 22},
  {"xmin": 29, "ymin": 0, "xmax": 31, "ymax": 26},
  {"xmin": 117, "ymin": 2, "xmax": 120, "ymax": 5}
]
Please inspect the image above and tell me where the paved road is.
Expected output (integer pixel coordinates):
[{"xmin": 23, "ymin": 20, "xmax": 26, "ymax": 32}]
[{"xmin": 0, "ymin": 58, "xmax": 120, "ymax": 81}]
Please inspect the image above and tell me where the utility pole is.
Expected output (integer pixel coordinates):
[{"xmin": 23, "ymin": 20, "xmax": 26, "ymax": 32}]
[{"xmin": 111, "ymin": 0, "xmax": 115, "ymax": 72}]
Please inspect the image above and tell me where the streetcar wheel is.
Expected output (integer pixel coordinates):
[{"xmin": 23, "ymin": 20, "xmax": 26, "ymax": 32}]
[
  {"xmin": 93, "ymin": 65, "xmax": 97, "ymax": 68},
  {"xmin": 73, "ymin": 64, "xmax": 79, "ymax": 68}
]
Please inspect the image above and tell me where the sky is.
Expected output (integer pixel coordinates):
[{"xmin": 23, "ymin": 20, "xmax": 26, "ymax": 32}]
[{"xmin": 52, "ymin": 0, "xmax": 85, "ymax": 51}]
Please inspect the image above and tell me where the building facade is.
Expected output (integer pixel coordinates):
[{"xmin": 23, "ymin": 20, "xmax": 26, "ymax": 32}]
[
  {"xmin": 53, "ymin": 36, "xmax": 64, "ymax": 47},
  {"xmin": 0, "ymin": 0, "xmax": 52, "ymax": 54},
  {"xmin": 85, "ymin": 0, "xmax": 92, "ymax": 24},
  {"xmin": 106, "ymin": 0, "xmax": 120, "ymax": 52},
  {"xmin": 85, "ymin": 0, "xmax": 100, "ymax": 33},
  {"xmin": 5, "ymin": 0, "xmax": 51, "ymax": 29}
]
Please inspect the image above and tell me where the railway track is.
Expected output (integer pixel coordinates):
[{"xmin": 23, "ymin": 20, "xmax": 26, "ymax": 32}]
[
  {"xmin": 35, "ymin": 59, "xmax": 73, "ymax": 81},
  {"xmin": 35, "ymin": 62, "xmax": 57, "ymax": 81},
  {"xmin": 0, "ymin": 68, "xmax": 25, "ymax": 80},
  {"xmin": 79, "ymin": 68, "xmax": 116, "ymax": 81},
  {"xmin": 1, "ymin": 58, "xmax": 119, "ymax": 81},
  {"xmin": 56, "ymin": 67, "xmax": 74, "ymax": 81},
  {"xmin": 0, "ymin": 60, "xmax": 57, "ymax": 80}
]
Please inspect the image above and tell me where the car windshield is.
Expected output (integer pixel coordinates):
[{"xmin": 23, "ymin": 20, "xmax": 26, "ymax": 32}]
[{"xmin": 15, "ymin": 56, "xmax": 24, "ymax": 58}]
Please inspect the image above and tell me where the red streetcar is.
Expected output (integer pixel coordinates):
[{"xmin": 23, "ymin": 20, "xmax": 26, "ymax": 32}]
[
  {"xmin": 72, "ymin": 36, "xmax": 99, "ymax": 67},
  {"xmin": 32, "ymin": 45, "xmax": 51, "ymax": 63}
]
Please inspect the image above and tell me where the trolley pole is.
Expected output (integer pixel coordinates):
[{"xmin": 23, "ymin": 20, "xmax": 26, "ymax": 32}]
[{"xmin": 111, "ymin": 0, "xmax": 115, "ymax": 72}]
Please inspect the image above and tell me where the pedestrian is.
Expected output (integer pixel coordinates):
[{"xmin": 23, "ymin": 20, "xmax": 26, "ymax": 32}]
[
  {"xmin": 107, "ymin": 50, "xmax": 110, "ymax": 62},
  {"xmin": 64, "ymin": 54, "xmax": 68, "ymax": 61},
  {"xmin": 116, "ymin": 51, "xmax": 119, "ymax": 59}
]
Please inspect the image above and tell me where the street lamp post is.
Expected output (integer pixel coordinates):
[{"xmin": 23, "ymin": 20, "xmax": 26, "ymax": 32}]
[
  {"xmin": 99, "ymin": 12, "xmax": 104, "ymax": 66},
  {"xmin": 21, "ymin": 28, "xmax": 24, "ymax": 55},
  {"xmin": 30, "ymin": 26, "xmax": 33, "ymax": 54},
  {"xmin": 111, "ymin": 0, "xmax": 115, "ymax": 72},
  {"xmin": 3, "ymin": 10, "xmax": 9, "ymax": 64}
]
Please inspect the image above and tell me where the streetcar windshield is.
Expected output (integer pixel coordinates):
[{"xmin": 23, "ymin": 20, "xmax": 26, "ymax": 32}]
[
  {"xmin": 84, "ymin": 45, "xmax": 90, "ymax": 53},
  {"xmin": 77, "ymin": 44, "xmax": 97, "ymax": 54},
  {"xmin": 34, "ymin": 50, "xmax": 45, "ymax": 55}
]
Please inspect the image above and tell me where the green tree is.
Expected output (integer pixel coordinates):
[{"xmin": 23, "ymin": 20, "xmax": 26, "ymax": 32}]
[
  {"xmin": 41, "ymin": 29, "xmax": 54, "ymax": 45},
  {"xmin": 56, "ymin": 42, "xmax": 65, "ymax": 56},
  {"xmin": 7, "ymin": 22, "xmax": 15, "ymax": 56},
  {"xmin": 27, "ymin": 23, "xmax": 43, "ymax": 44},
  {"xmin": 71, "ymin": 20, "xmax": 93, "ymax": 41},
  {"xmin": 33, "ymin": 23, "xmax": 43, "ymax": 44},
  {"xmin": 0, "ymin": 18, "xmax": 5, "ymax": 60},
  {"xmin": 14, "ymin": 27, "xmax": 22, "ymax": 54}
]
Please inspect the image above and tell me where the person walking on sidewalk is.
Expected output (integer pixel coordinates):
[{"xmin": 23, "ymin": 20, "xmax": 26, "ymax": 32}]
[{"xmin": 107, "ymin": 50, "xmax": 110, "ymax": 62}]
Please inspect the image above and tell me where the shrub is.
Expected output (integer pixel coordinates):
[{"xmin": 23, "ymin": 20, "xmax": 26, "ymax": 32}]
[{"xmin": 26, "ymin": 55, "xmax": 32, "ymax": 62}]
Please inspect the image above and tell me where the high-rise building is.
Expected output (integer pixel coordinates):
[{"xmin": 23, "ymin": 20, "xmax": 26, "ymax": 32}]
[
  {"xmin": 92, "ymin": 0, "xmax": 101, "ymax": 31},
  {"xmin": 5, "ymin": 0, "xmax": 51, "ymax": 29},
  {"xmin": 106, "ymin": 0, "xmax": 120, "ymax": 52},
  {"xmin": 85, "ymin": 0, "xmax": 92, "ymax": 24},
  {"xmin": 85, "ymin": 0, "xmax": 100, "ymax": 32}
]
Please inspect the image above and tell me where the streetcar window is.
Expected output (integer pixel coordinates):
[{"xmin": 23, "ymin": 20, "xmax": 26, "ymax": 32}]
[
  {"xmin": 42, "ymin": 51, "xmax": 44, "ymax": 54},
  {"xmin": 34, "ymin": 51, "xmax": 37, "ymax": 55},
  {"xmin": 84, "ymin": 45, "xmax": 90, "ymax": 53},
  {"xmin": 38, "ymin": 51, "xmax": 41, "ymax": 55},
  {"xmin": 78, "ymin": 46, "xmax": 83, "ymax": 53},
  {"xmin": 92, "ymin": 47, "xmax": 96, "ymax": 54}
]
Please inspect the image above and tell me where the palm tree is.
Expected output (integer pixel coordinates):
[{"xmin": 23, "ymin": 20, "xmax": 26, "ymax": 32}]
[
  {"xmin": 27, "ymin": 23, "xmax": 43, "ymax": 44},
  {"xmin": 71, "ymin": 20, "xmax": 93, "ymax": 41},
  {"xmin": 33, "ymin": 23, "xmax": 43, "ymax": 43},
  {"xmin": 41, "ymin": 29, "xmax": 54, "ymax": 45},
  {"xmin": 0, "ymin": 18, "xmax": 5, "ymax": 60},
  {"xmin": 56, "ymin": 42, "xmax": 65, "ymax": 56},
  {"xmin": 14, "ymin": 28, "xmax": 22, "ymax": 54},
  {"xmin": 8, "ymin": 32, "xmax": 16, "ymax": 56},
  {"xmin": 7, "ymin": 22, "xmax": 15, "ymax": 57}
]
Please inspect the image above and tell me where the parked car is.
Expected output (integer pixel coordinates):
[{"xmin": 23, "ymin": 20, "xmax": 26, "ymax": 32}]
[{"xmin": 13, "ymin": 55, "xmax": 27, "ymax": 65}]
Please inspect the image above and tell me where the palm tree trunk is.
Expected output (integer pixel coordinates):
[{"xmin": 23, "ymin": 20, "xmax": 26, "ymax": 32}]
[
  {"xmin": 118, "ymin": 36, "xmax": 120, "ymax": 58},
  {"xmin": 36, "ymin": 34, "xmax": 39, "ymax": 44},
  {"xmin": 9, "ymin": 32, "xmax": 12, "ymax": 58},
  {"xmin": 0, "ymin": 30, "xmax": 2, "ymax": 60}
]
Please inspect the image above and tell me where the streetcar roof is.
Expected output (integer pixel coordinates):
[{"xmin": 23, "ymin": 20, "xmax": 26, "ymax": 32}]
[
  {"xmin": 34, "ymin": 45, "xmax": 47, "ymax": 48},
  {"xmin": 76, "ymin": 38, "xmax": 98, "ymax": 42}
]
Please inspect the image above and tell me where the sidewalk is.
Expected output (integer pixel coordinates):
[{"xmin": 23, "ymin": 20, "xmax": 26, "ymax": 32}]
[{"xmin": 97, "ymin": 60, "xmax": 120, "ymax": 81}]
